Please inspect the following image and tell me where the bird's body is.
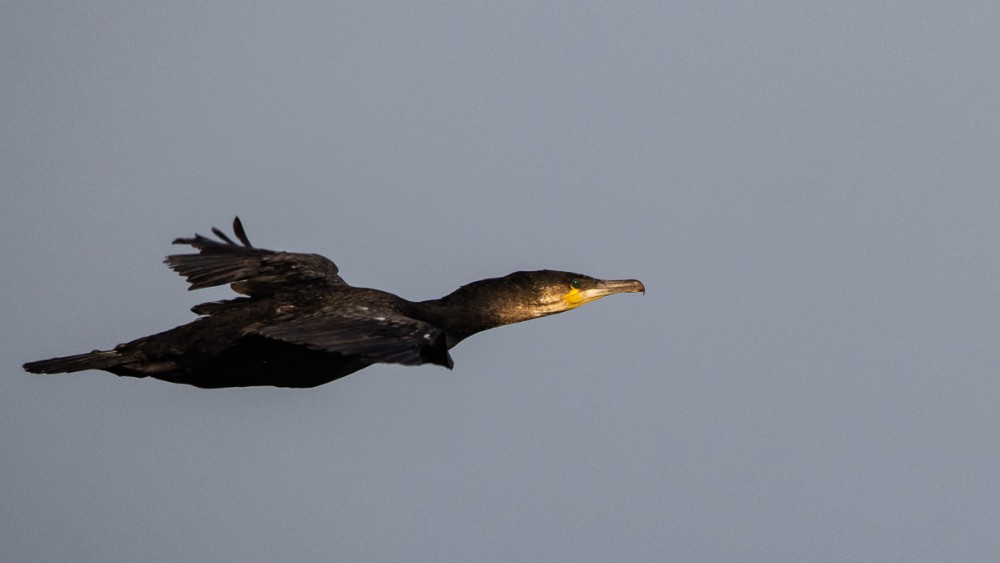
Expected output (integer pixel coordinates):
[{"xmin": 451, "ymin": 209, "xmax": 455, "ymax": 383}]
[{"xmin": 24, "ymin": 218, "xmax": 644, "ymax": 388}]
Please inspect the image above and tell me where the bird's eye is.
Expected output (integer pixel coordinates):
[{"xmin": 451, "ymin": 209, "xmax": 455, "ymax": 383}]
[{"xmin": 570, "ymin": 278, "xmax": 581, "ymax": 289}]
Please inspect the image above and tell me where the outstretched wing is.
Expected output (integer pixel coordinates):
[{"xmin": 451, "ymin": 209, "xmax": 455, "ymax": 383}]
[
  {"xmin": 165, "ymin": 217, "xmax": 346, "ymax": 296},
  {"xmin": 254, "ymin": 307, "xmax": 454, "ymax": 369}
]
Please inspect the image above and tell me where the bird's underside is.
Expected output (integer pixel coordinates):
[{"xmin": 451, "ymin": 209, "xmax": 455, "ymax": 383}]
[{"xmin": 24, "ymin": 218, "xmax": 644, "ymax": 388}]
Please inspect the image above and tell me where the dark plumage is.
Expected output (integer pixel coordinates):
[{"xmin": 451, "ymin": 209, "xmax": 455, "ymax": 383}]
[{"xmin": 23, "ymin": 218, "xmax": 645, "ymax": 388}]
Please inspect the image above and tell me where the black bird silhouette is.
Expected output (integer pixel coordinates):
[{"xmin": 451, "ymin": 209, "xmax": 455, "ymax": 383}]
[{"xmin": 24, "ymin": 218, "xmax": 645, "ymax": 388}]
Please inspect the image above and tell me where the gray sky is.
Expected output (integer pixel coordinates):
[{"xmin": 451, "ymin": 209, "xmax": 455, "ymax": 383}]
[{"xmin": 3, "ymin": 3, "xmax": 999, "ymax": 561}]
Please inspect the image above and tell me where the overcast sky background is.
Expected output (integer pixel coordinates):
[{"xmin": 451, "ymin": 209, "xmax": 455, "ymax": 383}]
[{"xmin": 3, "ymin": 3, "xmax": 999, "ymax": 562}]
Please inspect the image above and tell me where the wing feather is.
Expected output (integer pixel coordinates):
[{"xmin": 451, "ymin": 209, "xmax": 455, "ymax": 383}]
[
  {"xmin": 165, "ymin": 217, "xmax": 346, "ymax": 294},
  {"xmin": 254, "ymin": 309, "xmax": 453, "ymax": 369}
]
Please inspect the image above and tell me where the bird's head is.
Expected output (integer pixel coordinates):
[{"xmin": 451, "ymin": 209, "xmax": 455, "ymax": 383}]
[
  {"xmin": 514, "ymin": 270, "xmax": 645, "ymax": 315},
  {"xmin": 441, "ymin": 270, "xmax": 645, "ymax": 328}
]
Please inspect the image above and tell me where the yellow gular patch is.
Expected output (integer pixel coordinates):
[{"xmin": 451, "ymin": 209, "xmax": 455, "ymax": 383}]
[{"xmin": 562, "ymin": 287, "xmax": 587, "ymax": 309}]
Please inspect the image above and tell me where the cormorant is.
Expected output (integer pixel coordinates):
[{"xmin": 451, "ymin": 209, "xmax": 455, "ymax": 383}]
[{"xmin": 23, "ymin": 218, "xmax": 645, "ymax": 388}]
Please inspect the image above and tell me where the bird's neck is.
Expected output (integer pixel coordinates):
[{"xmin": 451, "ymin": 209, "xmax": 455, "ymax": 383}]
[
  {"xmin": 414, "ymin": 287, "xmax": 547, "ymax": 346},
  {"xmin": 410, "ymin": 297, "xmax": 503, "ymax": 346}
]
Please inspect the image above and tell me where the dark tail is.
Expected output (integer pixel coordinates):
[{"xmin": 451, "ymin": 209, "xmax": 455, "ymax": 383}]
[{"xmin": 24, "ymin": 349, "xmax": 128, "ymax": 374}]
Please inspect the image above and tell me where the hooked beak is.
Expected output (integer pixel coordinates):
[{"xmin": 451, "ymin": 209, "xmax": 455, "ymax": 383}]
[
  {"xmin": 583, "ymin": 280, "xmax": 646, "ymax": 299},
  {"xmin": 564, "ymin": 278, "xmax": 645, "ymax": 309},
  {"xmin": 587, "ymin": 278, "xmax": 645, "ymax": 298}
]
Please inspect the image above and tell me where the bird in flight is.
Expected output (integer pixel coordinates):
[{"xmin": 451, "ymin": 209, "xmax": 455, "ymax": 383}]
[{"xmin": 24, "ymin": 218, "xmax": 645, "ymax": 388}]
